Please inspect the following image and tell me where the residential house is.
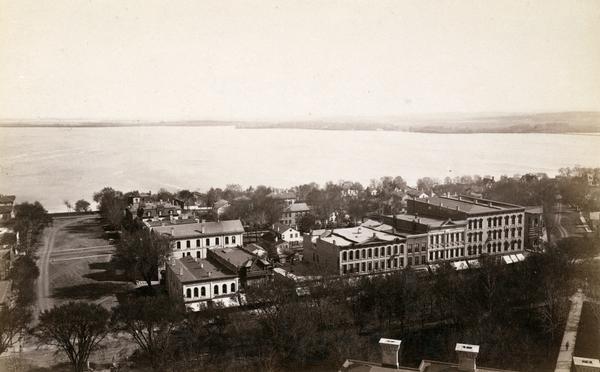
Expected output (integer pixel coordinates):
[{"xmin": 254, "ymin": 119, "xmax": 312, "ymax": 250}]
[
  {"xmin": 271, "ymin": 223, "xmax": 302, "ymax": 244},
  {"xmin": 165, "ymin": 256, "xmax": 240, "ymax": 312},
  {"xmin": 280, "ymin": 202, "xmax": 311, "ymax": 228},
  {"xmin": 152, "ymin": 219, "xmax": 244, "ymax": 259},
  {"xmin": 132, "ymin": 200, "xmax": 182, "ymax": 221},
  {"xmin": 261, "ymin": 231, "xmax": 297, "ymax": 263}
]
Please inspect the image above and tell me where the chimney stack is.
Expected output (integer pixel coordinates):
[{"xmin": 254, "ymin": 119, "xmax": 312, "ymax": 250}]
[
  {"xmin": 573, "ymin": 357, "xmax": 600, "ymax": 372},
  {"xmin": 455, "ymin": 343, "xmax": 479, "ymax": 372},
  {"xmin": 379, "ymin": 338, "xmax": 402, "ymax": 368}
]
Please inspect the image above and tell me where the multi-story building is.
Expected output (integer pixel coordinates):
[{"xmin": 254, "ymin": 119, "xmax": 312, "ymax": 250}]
[
  {"xmin": 0, "ymin": 195, "xmax": 16, "ymax": 221},
  {"xmin": 165, "ymin": 256, "xmax": 240, "ymax": 311},
  {"xmin": 407, "ymin": 195, "xmax": 526, "ymax": 259},
  {"xmin": 304, "ymin": 222, "xmax": 406, "ymax": 276},
  {"xmin": 383, "ymin": 214, "xmax": 467, "ymax": 264},
  {"xmin": 132, "ymin": 200, "xmax": 182, "ymax": 221},
  {"xmin": 152, "ymin": 219, "xmax": 244, "ymax": 259},
  {"xmin": 209, "ymin": 246, "xmax": 273, "ymax": 287},
  {"xmin": 271, "ymin": 222, "xmax": 302, "ymax": 244},
  {"xmin": 524, "ymin": 206, "xmax": 544, "ymax": 251},
  {"xmin": 280, "ymin": 202, "xmax": 311, "ymax": 228}
]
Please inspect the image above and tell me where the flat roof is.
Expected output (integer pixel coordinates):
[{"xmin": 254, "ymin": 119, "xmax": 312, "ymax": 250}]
[
  {"xmin": 414, "ymin": 195, "xmax": 523, "ymax": 215},
  {"xmin": 320, "ymin": 226, "xmax": 402, "ymax": 247},
  {"xmin": 153, "ymin": 219, "xmax": 244, "ymax": 238},
  {"xmin": 573, "ymin": 357, "xmax": 600, "ymax": 367},
  {"xmin": 170, "ymin": 256, "xmax": 235, "ymax": 283},
  {"xmin": 390, "ymin": 214, "xmax": 467, "ymax": 228}
]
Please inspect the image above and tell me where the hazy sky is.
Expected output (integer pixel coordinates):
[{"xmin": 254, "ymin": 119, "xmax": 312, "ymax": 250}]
[{"xmin": 1, "ymin": 0, "xmax": 599, "ymax": 121}]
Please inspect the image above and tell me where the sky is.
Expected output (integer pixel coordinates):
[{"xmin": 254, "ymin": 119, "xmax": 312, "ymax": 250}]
[{"xmin": 1, "ymin": 0, "xmax": 599, "ymax": 122}]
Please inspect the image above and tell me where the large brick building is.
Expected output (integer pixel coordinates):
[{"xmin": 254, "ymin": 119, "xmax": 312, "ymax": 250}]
[{"xmin": 407, "ymin": 195, "xmax": 526, "ymax": 259}]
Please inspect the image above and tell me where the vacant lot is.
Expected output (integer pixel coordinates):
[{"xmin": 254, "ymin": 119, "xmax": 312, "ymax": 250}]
[{"xmin": 38, "ymin": 215, "xmax": 132, "ymax": 312}]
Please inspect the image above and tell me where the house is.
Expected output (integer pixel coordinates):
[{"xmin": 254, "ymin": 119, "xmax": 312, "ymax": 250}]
[
  {"xmin": 132, "ymin": 200, "xmax": 182, "ymax": 221},
  {"xmin": 152, "ymin": 219, "xmax": 244, "ymax": 259},
  {"xmin": 280, "ymin": 202, "xmax": 311, "ymax": 228},
  {"xmin": 271, "ymin": 223, "xmax": 302, "ymax": 244},
  {"xmin": 165, "ymin": 256, "xmax": 240, "ymax": 312},
  {"xmin": 0, "ymin": 195, "xmax": 16, "ymax": 221},
  {"xmin": 241, "ymin": 243, "xmax": 269, "ymax": 258},
  {"xmin": 340, "ymin": 338, "xmax": 520, "ymax": 372},
  {"xmin": 209, "ymin": 246, "xmax": 273, "ymax": 287},
  {"xmin": 261, "ymin": 231, "xmax": 300, "ymax": 263},
  {"xmin": 267, "ymin": 191, "xmax": 297, "ymax": 206}
]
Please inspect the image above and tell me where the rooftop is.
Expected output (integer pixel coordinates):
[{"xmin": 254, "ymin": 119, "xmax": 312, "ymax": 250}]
[
  {"xmin": 320, "ymin": 225, "xmax": 402, "ymax": 247},
  {"xmin": 170, "ymin": 256, "xmax": 235, "ymax": 283},
  {"xmin": 211, "ymin": 247, "xmax": 256, "ymax": 268},
  {"xmin": 145, "ymin": 218, "xmax": 198, "ymax": 228},
  {"xmin": 524, "ymin": 206, "xmax": 544, "ymax": 214},
  {"xmin": 285, "ymin": 202, "xmax": 311, "ymax": 213},
  {"xmin": 573, "ymin": 357, "xmax": 600, "ymax": 368},
  {"xmin": 272, "ymin": 222, "xmax": 294, "ymax": 234},
  {"xmin": 153, "ymin": 219, "xmax": 244, "ymax": 238},
  {"xmin": 415, "ymin": 195, "xmax": 523, "ymax": 215},
  {"xmin": 389, "ymin": 214, "xmax": 467, "ymax": 228}
]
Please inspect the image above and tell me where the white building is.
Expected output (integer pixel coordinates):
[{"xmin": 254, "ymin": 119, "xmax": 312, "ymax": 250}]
[
  {"xmin": 271, "ymin": 222, "xmax": 302, "ymax": 243},
  {"xmin": 165, "ymin": 256, "xmax": 240, "ymax": 312},
  {"xmin": 152, "ymin": 219, "xmax": 244, "ymax": 259}
]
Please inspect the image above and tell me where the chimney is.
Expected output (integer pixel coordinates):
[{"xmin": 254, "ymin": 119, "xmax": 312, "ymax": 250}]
[
  {"xmin": 379, "ymin": 338, "xmax": 402, "ymax": 368},
  {"xmin": 170, "ymin": 227, "xmax": 174, "ymax": 236},
  {"xmin": 200, "ymin": 263, "xmax": 204, "ymax": 269},
  {"xmin": 573, "ymin": 357, "xmax": 600, "ymax": 372},
  {"xmin": 208, "ymin": 271, "xmax": 212, "ymax": 277},
  {"xmin": 178, "ymin": 266, "xmax": 183, "ymax": 276},
  {"xmin": 456, "ymin": 206, "xmax": 460, "ymax": 211},
  {"xmin": 455, "ymin": 343, "xmax": 479, "ymax": 372}
]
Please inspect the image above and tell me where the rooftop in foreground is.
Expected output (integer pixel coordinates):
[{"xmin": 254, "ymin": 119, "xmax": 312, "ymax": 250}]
[
  {"xmin": 153, "ymin": 219, "xmax": 244, "ymax": 238},
  {"xmin": 170, "ymin": 256, "xmax": 235, "ymax": 283}
]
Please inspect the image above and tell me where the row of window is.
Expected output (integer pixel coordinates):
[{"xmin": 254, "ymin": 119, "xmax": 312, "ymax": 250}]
[
  {"xmin": 407, "ymin": 243, "xmax": 427, "ymax": 254},
  {"xmin": 175, "ymin": 235, "xmax": 237, "ymax": 249},
  {"xmin": 429, "ymin": 232, "xmax": 463, "ymax": 245},
  {"xmin": 341, "ymin": 244, "xmax": 404, "ymax": 262},
  {"xmin": 486, "ymin": 214, "xmax": 523, "ymax": 228},
  {"xmin": 429, "ymin": 248, "xmax": 465, "ymax": 261},
  {"xmin": 341, "ymin": 254, "xmax": 429, "ymax": 274},
  {"xmin": 185, "ymin": 282, "xmax": 236, "ymax": 299},
  {"xmin": 465, "ymin": 240, "xmax": 522, "ymax": 255}
]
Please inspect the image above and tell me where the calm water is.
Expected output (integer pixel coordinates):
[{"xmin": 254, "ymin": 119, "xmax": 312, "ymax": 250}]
[{"xmin": 1, "ymin": 126, "xmax": 599, "ymax": 212}]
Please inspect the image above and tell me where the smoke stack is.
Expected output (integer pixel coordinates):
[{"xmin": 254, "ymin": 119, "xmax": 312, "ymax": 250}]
[
  {"xmin": 573, "ymin": 357, "xmax": 600, "ymax": 372},
  {"xmin": 455, "ymin": 343, "xmax": 479, "ymax": 372},
  {"xmin": 379, "ymin": 338, "xmax": 402, "ymax": 368}
]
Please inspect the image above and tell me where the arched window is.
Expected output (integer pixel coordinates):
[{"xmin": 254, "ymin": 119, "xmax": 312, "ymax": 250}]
[
  {"xmin": 193, "ymin": 287, "xmax": 198, "ymax": 297},
  {"xmin": 225, "ymin": 236, "xmax": 229, "ymax": 244},
  {"xmin": 487, "ymin": 218, "xmax": 492, "ymax": 228},
  {"xmin": 196, "ymin": 251, "xmax": 201, "ymax": 258},
  {"xmin": 505, "ymin": 216, "xmax": 509, "ymax": 225},
  {"xmin": 177, "ymin": 241, "xmax": 181, "ymax": 249},
  {"xmin": 231, "ymin": 283, "xmax": 236, "ymax": 292},
  {"xmin": 362, "ymin": 249, "xmax": 366, "ymax": 259},
  {"xmin": 201, "ymin": 287, "xmax": 206, "ymax": 296},
  {"xmin": 518, "ymin": 215, "xmax": 523, "ymax": 224},
  {"xmin": 349, "ymin": 251, "xmax": 354, "ymax": 260},
  {"xmin": 214, "ymin": 285, "xmax": 219, "ymax": 295},
  {"xmin": 186, "ymin": 288, "xmax": 191, "ymax": 298},
  {"xmin": 380, "ymin": 247, "xmax": 385, "ymax": 256},
  {"xmin": 342, "ymin": 251, "xmax": 347, "ymax": 261},
  {"xmin": 511, "ymin": 215, "xmax": 516, "ymax": 224},
  {"xmin": 222, "ymin": 284, "xmax": 227, "ymax": 294}
]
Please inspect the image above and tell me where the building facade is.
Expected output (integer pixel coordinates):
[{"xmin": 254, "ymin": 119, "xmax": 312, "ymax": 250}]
[
  {"xmin": 280, "ymin": 202, "xmax": 311, "ymax": 228},
  {"xmin": 304, "ymin": 223, "xmax": 406, "ymax": 276},
  {"xmin": 165, "ymin": 256, "xmax": 240, "ymax": 312},
  {"xmin": 152, "ymin": 219, "xmax": 245, "ymax": 259},
  {"xmin": 408, "ymin": 195, "xmax": 526, "ymax": 259},
  {"xmin": 524, "ymin": 206, "xmax": 544, "ymax": 251}
]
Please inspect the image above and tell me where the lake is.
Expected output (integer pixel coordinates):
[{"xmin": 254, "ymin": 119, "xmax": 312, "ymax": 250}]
[{"xmin": 1, "ymin": 126, "xmax": 599, "ymax": 212}]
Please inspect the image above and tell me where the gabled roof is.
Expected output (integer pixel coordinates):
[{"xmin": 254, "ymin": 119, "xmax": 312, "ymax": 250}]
[
  {"xmin": 213, "ymin": 199, "xmax": 230, "ymax": 209},
  {"xmin": 211, "ymin": 247, "xmax": 257, "ymax": 268},
  {"xmin": 285, "ymin": 202, "xmax": 310, "ymax": 213},
  {"xmin": 272, "ymin": 222, "xmax": 295, "ymax": 234},
  {"xmin": 169, "ymin": 256, "xmax": 235, "ymax": 283}
]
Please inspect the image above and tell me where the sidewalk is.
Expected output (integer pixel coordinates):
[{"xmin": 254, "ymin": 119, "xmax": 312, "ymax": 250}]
[{"xmin": 554, "ymin": 289, "xmax": 584, "ymax": 372}]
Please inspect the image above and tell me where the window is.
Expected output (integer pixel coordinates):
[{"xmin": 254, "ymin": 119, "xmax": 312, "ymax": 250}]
[
  {"xmin": 177, "ymin": 241, "xmax": 181, "ymax": 249},
  {"xmin": 374, "ymin": 262, "xmax": 379, "ymax": 270},
  {"xmin": 374, "ymin": 248, "xmax": 378, "ymax": 258},
  {"xmin": 429, "ymin": 252, "xmax": 433, "ymax": 260},
  {"xmin": 196, "ymin": 251, "xmax": 201, "ymax": 258},
  {"xmin": 488, "ymin": 218, "xmax": 492, "ymax": 228},
  {"xmin": 505, "ymin": 216, "xmax": 509, "ymax": 225},
  {"xmin": 421, "ymin": 244, "xmax": 426, "ymax": 252},
  {"xmin": 342, "ymin": 251, "xmax": 347, "ymax": 261},
  {"xmin": 186, "ymin": 288, "xmax": 191, "ymax": 298},
  {"xmin": 511, "ymin": 215, "xmax": 516, "ymax": 224},
  {"xmin": 362, "ymin": 249, "xmax": 366, "ymax": 259},
  {"xmin": 394, "ymin": 245, "xmax": 398, "ymax": 254},
  {"xmin": 196, "ymin": 239, "xmax": 200, "ymax": 247},
  {"xmin": 368, "ymin": 262, "xmax": 372, "ymax": 271},
  {"xmin": 408, "ymin": 257, "xmax": 413, "ymax": 266},
  {"xmin": 342, "ymin": 265, "xmax": 347, "ymax": 274},
  {"xmin": 380, "ymin": 247, "xmax": 384, "ymax": 256},
  {"xmin": 231, "ymin": 283, "xmax": 236, "ymax": 292},
  {"xmin": 187, "ymin": 252, "xmax": 191, "ymax": 257},
  {"xmin": 415, "ymin": 256, "xmax": 420, "ymax": 265},
  {"xmin": 387, "ymin": 246, "xmax": 391, "ymax": 255},
  {"xmin": 349, "ymin": 251, "xmax": 354, "ymax": 260},
  {"xmin": 194, "ymin": 288, "xmax": 198, "ymax": 297},
  {"xmin": 408, "ymin": 244, "xmax": 413, "ymax": 253},
  {"xmin": 201, "ymin": 287, "xmax": 206, "ymax": 296},
  {"xmin": 361, "ymin": 262, "xmax": 366, "ymax": 272},
  {"xmin": 479, "ymin": 219, "xmax": 483, "ymax": 228},
  {"xmin": 400, "ymin": 244, "xmax": 404, "ymax": 254},
  {"xmin": 214, "ymin": 285, "xmax": 219, "ymax": 295},
  {"xmin": 400, "ymin": 257, "xmax": 404, "ymax": 266},
  {"xmin": 232, "ymin": 236, "xmax": 236, "ymax": 244},
  {"xmin": 518, "ymin": 215, "xmax": 523, "ymax": 224},
  {"xmin": 225, "ymin": 237, "xmax": 229, "ymax": 244},
  {"xmin": 206, "ymin": 238, "xmax": 210, "ymax": 246},
  {"xmin": 368, "ymin": 249, "xmax": 373, "ymax": 258},
  {"xmin": 222, "ymin": 284, "xmax": 227, "ymax": 294},
  {"xmin": 186, "ymin": 240, "xmax": 191, "ymax": 248},
  {"xmin": 422, "ymin": 255, "xmax": 426, "ymax": 263},
  {"xmin": 216, "ymin": 237, "xmax": 220, "ymax": 245}
]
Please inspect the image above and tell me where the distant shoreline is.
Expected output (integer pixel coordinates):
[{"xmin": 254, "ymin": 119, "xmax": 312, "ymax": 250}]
[{"xmin": 1, "ymin": 122, "xmax": 599, "ymax": 134}]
